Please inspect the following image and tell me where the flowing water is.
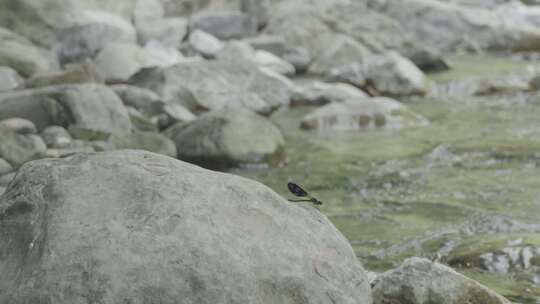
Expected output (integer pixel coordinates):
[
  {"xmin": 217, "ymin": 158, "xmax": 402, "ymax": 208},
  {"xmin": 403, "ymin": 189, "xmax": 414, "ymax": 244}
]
[{"xmin": 233, "ymin": 55, "xmax": 540, "ymax": 302}]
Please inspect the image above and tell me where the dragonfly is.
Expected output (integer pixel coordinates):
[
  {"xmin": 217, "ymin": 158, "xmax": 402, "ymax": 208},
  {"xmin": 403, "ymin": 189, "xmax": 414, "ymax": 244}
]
[{"xmin": 287, "ymin": 182, "xmax": 323, "ymax": 205}]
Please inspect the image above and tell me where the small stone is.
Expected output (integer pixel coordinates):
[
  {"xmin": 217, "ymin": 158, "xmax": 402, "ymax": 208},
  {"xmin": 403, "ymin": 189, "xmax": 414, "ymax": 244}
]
[
  {"xmin": 190, "ymin": 11, "xmax": 258, "ymax": 40},
  {"xmin": 530, "ymin": 75, "xmax": 540, "ymax": 90},
  {"xmin": 41, "ymin": 126, "xmax": 73, "ymax": 149},
  {"xmin": 188, "ymin": 30, "xmax": 224, "ymax": 58}
]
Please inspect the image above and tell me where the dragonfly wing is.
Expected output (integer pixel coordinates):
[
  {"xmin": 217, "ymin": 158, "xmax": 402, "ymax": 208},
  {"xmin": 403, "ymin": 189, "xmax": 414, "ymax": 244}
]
[{"xmin": 287, "ymin": 182, "xmax": 308, "ymax": 197}]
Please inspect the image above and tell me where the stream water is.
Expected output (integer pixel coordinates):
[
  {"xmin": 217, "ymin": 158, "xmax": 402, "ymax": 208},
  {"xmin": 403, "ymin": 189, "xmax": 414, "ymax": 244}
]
[{"xmin": 233, "ymin": 55, "xmax": 540, "ymax": 302}]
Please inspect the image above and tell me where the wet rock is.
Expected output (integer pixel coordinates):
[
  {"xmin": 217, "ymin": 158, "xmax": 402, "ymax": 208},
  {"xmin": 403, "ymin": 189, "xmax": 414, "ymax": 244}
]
[
  {"xmin": 328, "ymin": 51, "xmax": 431, "ymax": 97},
  {"xmin": 291, "ymin": 81, "xmax": 369, "ymax": 107},
  {"xmin": 56, "ymin": 11, "xmax": 137, "ymax": 65},
  {"xmin": 0, "ymin": 84, "xmax": 131, "ymax": 139},
  {"xmin": 0, "ymin": 150, "xmax": 372, "ymax": 303},
  {"xmin": 480, "ymin": 245, "xmax": 540, "ymax": 273},
  {"xmin": 0, "ymin": 127, "xmax": 47, "ymax": 167},
  {"xmin": 0, "ymin": 66, "xmax": 23, "ymax": 91},
  {"xmin": 188, "ymin": 29, "xmax": 224, "ymax": 58},
  {"xmin": 25, "ymin": 60, "xmax": 103, "ymax": 89},
  {"xmin": 308, "ymin": 34, "xmax": 371, "ymax": 76},
  {"xmin": 40, "ymin": 126, "xmax": 73, "ymax": 149},
  {"xmin": 0, "ymin": 27, "xmax": 50, "ymax": 77},
  {"xmin": 0, "ymin": 118, "xmax": 37, "ymax": 135},
  {"xmin": 404, "ymin": 47, "xmax": 451, "ymax": 73},
  {"xmin": 0, "ymin": 158, "xmax": 13, "ymax": 176},
  {"xmin": 95, "ymin": 43, "xmax": 164, "ymax": 82},
  {"xmin": 110, "ymin": 131, "xmax": 177, "ymax": 157},
  {"xmin": 301, "ymin": 98, "xmax": 428, "ymax": 131},
  {"xmin": 372, "ymin": 257, "xmax": 512, "ymax": 304},
  {"xmin": 190, "ymin": 10, "xmax": 258, "ymax": 40},
  {"xmin": 172, "ymin": 107, "xmax": 285, "ymax": 169},
  {"xmin": 129, "ymin": 60, "xmax": 293, "ymax": 115},
  {"xmin": 429, "ymin": 74, "xmax": 532, "ymax": 98}
]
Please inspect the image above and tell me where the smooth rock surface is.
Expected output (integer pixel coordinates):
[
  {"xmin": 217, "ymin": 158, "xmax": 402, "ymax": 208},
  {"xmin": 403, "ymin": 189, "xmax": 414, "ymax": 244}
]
[
  {"xmin": 0, "ymin": 84, "xmax": 132, "ymax": 139},
  {"xmin": 129, "ymin": 60, "xmax": 293, "ymax": 115},
  {"xmin": 0, "ymin": 149, "xmax": 372, "ymax": 303},
  {"xmin": 172, "ymin": 107, "xmax": 285, "ymax": 169},
  {"xmin": 372, "ymin": 257, "xmax": 512, "ymax": 304}
]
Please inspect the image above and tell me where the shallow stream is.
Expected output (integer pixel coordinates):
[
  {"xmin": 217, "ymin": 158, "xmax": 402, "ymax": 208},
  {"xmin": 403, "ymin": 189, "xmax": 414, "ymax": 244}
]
[{"xmin": 234, "ymin": 55, "xmax": 540, "ymax": 302}]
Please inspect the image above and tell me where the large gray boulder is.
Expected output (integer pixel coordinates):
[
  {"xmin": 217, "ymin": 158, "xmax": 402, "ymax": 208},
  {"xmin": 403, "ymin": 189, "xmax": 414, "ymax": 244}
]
[
  {"xmin": 372, "ymin": 257, "xmax": 511, "ymax": 304},
  {"xmin": 329, "ymin": 51, "xmax": 431, "ymax": 97},
  {"xmin": 172, "ymin": 107, "xmax": 285, "ymax": 169},
  {"xmin": 0, "ymin": 84, "xmax": 132, "ymax": 139},
  {"xmin": 129, "ymin": 60, "xmax": 293, "ymax": 115},
  {"xmin": 0, "ymin": 149, "xmax": 372, "ymax": 303}
]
